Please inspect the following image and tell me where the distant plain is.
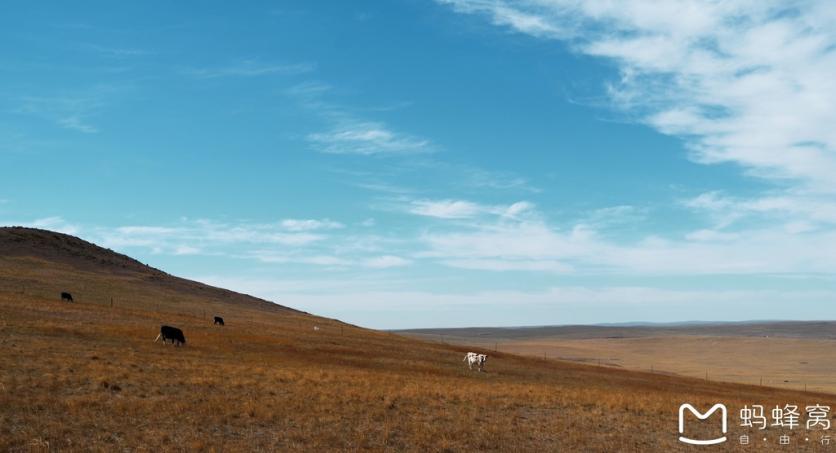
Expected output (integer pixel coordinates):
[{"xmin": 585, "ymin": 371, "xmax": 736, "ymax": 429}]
[{"xmin": 400, "ymin": 322, "xmax": 836, "ymax": 394}]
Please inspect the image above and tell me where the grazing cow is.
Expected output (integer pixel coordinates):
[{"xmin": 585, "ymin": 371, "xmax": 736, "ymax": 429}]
[
  {"xmin": 463, "ymin": 352, "xmax": 488, "ymax": 372},
  {"xmin": 154, "ymin": 325, "xmax": 186, "ymax": 346},
  {"xmin": 60, "ymin": 292, "xmax": 74, "ymax": 303},
  {"xmin": 213, "ymin": 316, "xmax": 224, "ymax": 326}
]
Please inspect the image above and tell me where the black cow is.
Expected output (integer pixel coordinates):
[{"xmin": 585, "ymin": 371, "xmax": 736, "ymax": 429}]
[
  {"xmin": 154, "ymin": 325, "xmax": 186, "ymax": 346},
  {"xmin": 213, "ymin": 316, "xmax": 224, "ymax": 326},
  {"xmin": 60, "ymin": 292, "xmax": 74, "ymax": 303}
]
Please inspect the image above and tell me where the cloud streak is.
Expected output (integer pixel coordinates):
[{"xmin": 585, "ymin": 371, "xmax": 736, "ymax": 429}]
[
  {"xmin": 185, "ymin": 60, "xmax": 314, "ymax": 79},
  {"xmin": 408, "ymin": 198, "xmax": 534, "ymax": 219},
  {"xmin": 307, "ymin": 120, "xmax": 432, "ymax": 156},
  {"xmin": 17, "ymin": 95, "xmax": 104, "ymax": 133}
]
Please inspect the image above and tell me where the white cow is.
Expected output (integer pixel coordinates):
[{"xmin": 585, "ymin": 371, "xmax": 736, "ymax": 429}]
[{"xmin": 463, "ymin": 352, "xmax": 488, "ymax": 372}]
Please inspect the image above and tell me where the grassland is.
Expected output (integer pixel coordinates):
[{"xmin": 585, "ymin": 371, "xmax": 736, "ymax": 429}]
[
  {"xmin": 2, "ymin": 227, "xmax": 835, "ymax": 451},
  {"xmin": 402, "ymin": 323, "xmax": 836, "ymax": 394},
  {"xmin": 491, "ymin": 336, "xmax": 836, "ymax": 394}
]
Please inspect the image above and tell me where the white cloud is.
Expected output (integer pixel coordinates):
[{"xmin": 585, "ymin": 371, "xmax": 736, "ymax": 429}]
[
  {"xmin": 683, "ymin": 191, "xmax": 836, "ymax": 230},
  {"xmin": 56, "ymin": 116, "xmax": 98, "ymax": 133},
  {"xmin": 246, "ymin": 250, "xmax": 352, "ymax": 267},
  {"xmin": 420, "ymin": 221, "xmax": 590, "ymax": 272},
  {"xmin": 287, "ymin": 75, "xmax": 433, "ymax": 157},
  {"xmin": 503, "ymin": 201, "xmax": 535, "ymax": 218},
  {"xmin": 409, "ymin": 199, "xmax": 484, "ymax": 219},
  {"xmin": 684, "ymin": 229, "xmax": 739, "ymax": 242},
  {"xmin": 419, "ymin": 207, "xmax": 836, "ymax": 275},
  {"xmin": 6, "ymin": 216, "xmax": 415, "ymax": 271},
  {"xmin": 173, "ymin": 245, "xmax": 201, "ymax": 256},
  {"xmin": 438, "ymin": 0, "xmax": 836, "ymax": 193},
  {"xmin": 93, "ymin": 219, "xmax": 327, "ymax": 254},
  {"xmin": 363, "ymin": 255, "xmax": 412, "ymax": 269},
  {"xmin": 307, "ymin": 120, "xmax": 431, "ymax": 155},
  {"xmin": 280, "ymin": 218, "xmax": 344, "ymax": 231},
  {"xmin": 408, "ymin": 198, "xmax": 534, "ymax": 219},
  {"xmin": 439, "ymin": 0, "xmax": 566, "ymax": 38},
  {"xmin": 441, "ymin": 258, "xmax": 571, "ymax": 272},
  {"xmin": 246, "ymin": 251, "xmax": 411, "ymax": 269}
]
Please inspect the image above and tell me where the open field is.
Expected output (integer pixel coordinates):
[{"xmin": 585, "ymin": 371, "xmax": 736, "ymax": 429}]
[
  {"xmin": 400, "ymin": 324, "xmax": 836, "ymax": 394},
  {"xmin": 3, "ymin": 228, "xmax": 836, "ymax": 451}
]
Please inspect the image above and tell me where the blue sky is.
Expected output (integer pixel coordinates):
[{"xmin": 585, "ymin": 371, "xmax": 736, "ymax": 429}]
[{"xmin": 2, "ymin": 1, "xmax": 835, "ymax": 329}]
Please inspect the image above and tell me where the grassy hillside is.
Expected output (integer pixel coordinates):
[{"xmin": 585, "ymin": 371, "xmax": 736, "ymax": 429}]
[{"xmin": 1, "ymin": 227, "xmax": 833, "ymax": 451}]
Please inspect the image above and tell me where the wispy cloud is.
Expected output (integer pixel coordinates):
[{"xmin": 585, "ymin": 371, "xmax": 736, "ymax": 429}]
[
  {"xmin": 185, "ymin": 60, "xmax": 315, "ymax": 79},
  {"xmin": 307, "ymin": 120, "xmax": 432, "ymax": 155},
  {"xmin": 97, "ymin": 219, "xmax": 329, "ymax": 252},
  {"xmin": 682, "ymin": 190, "xmax": 836, "ymax": 236},
  {"xmin": 438, "ymin": 0, "xmax": 836, "ymax": 193},
  {"xmin": 3, "ymin": 216, "xmax": 81, "ymax": 235},
  {"xmin": 1, "ymin": 216, "xmax": 413, "ymax": 272},
  {"xmin": 77, "ymin": 43, "xmax": 152, "ymax": 58},
  {"xmin": 460, "ymin": 166, "xmax": 541, "ymax": 193},
  {"xmin": 17, "ymin": 95, "xmax": 104, "ymax": 133},
  {"xmin": 408, "ymin": 198, "xmax": 533, "ymax": 219},
  {"xmin": 280, "ymin": 218, "xmax": 344, "ymax": 231},
  {"xmin": 582, "ymin": 205, "xmax": 647, "ymax": 229},
  {"xmin": 285, "ymin": 81, "xmax": 332, "ymax": 97},
  {"xmin": 416, "ymin": 199, "xmax": 836, "ymax": 275},
  {"xmin": 286, "ymin": 79, "xmax": 433, "ymax": 156},
  {"xmin": 247, "ymin": 250, "xmax": 411, "ymax": 269},
  {"xmin": 363, "ymin": 255, "xmax": 412, "ymax": 269}
]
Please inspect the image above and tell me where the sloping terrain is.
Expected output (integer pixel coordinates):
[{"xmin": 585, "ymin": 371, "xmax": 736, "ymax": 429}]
[
  {"xmin": 0, "ymin": 227, "xmax": 298, "ymax": 316},
  {"xmin": 1, "ymin": 227, "xmax": 833, "ymax": 451}
]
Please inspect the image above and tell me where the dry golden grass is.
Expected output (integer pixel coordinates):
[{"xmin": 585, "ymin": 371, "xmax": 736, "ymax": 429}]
[
  {"xmin": 487, "ymin": 336, "xmax": 836, "ymax": 394},
  {"xmin": 2, "ymin": 235, "xmax": 836, "ymax": 451}
]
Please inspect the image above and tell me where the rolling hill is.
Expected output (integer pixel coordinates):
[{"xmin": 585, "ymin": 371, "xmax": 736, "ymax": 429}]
[
  {"xmin": 1, "ymin": 227, "xmax": 831, "ymax": 451},
  {"xmin": 0, "ymin": 226, "xmax": 299, "ymax": 316}
]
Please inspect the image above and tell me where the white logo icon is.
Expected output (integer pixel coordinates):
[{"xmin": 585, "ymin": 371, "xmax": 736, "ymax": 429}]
[{"xmin": 678, "ymin": 403, "xmax": 728, "ymax": 445}]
